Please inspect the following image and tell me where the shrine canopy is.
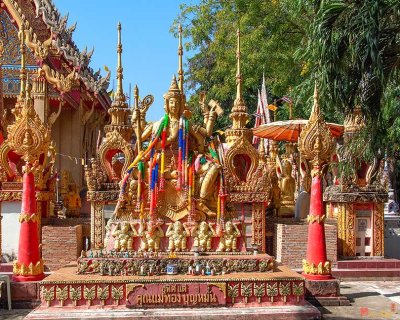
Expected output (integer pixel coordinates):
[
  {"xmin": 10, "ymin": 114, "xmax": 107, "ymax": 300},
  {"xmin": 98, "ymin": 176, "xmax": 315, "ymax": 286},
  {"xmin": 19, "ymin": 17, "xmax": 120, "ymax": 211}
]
[{"xmin": 253, "ymin": 119, "xmax": 344, "ymax": 142}]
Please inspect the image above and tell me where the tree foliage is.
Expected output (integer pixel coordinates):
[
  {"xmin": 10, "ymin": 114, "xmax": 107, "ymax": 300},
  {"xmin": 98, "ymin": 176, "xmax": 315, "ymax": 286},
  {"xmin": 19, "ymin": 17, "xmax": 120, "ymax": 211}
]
[
  {"xmin": 173, "ymin": 0, "xmax": 400, "ymax": 165},
  {"xmin": 173, "ymin": 0, "xmax": 316, "ymax": 129}
]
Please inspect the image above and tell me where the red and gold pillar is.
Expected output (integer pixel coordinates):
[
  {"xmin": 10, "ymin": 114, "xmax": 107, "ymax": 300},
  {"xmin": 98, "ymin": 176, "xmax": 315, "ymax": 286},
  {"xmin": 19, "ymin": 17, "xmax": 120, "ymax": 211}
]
[
  {"xmin": 299, "ymin": 84, "xmax": 334, "ymax": 280},
  {"xmin": 12, "ymin": 164, "xmax": 44, "ymax": 281},
  {"xmin": 302, "ymin": 164, "xmax": 332, "ymax": 279}
]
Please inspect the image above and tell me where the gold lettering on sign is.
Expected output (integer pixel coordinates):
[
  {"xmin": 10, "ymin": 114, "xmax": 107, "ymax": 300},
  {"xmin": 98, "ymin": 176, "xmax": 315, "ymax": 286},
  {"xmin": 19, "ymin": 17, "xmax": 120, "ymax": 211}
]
[{"xmin": 136, "ymin": 293, "xmax": 218, "ymax": 306}]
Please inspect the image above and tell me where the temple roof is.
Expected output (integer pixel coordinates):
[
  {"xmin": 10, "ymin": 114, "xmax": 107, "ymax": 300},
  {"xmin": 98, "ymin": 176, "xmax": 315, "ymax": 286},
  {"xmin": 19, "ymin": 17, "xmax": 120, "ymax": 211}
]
[{"xmin": 0, "ymin": 0, "xmax": 111, "ymax": 109}]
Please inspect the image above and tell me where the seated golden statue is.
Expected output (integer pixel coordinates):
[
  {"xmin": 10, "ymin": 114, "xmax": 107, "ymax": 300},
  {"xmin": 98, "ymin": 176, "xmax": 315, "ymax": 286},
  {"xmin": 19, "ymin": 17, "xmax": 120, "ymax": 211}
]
[
  {"xmin": 138, "ymin": 220, "xmax": 164, "ymax": 252},
  {"xmin": 217, "ymin": 221, "xmax": 241, "ymax": 252},
  {"xmin": 64, "ymin": 184, "xmax": 81, "ymax": 217},
  {"xmin": 112, "ymin": 222, "xmax": 137, "ymax": 251},
  {"xmin": 194, "ymin": 155, "xmax": 220, "ymax": 219},
  {"xmin": 269, "ymin": 171, "xmax": 281, "ymax": 216},
  {"xmin": 137, "ymin": 77, "xmax": 221, "ymax": 221},
  {"xmin": 166, "ymin": 221, "xmax": 190, "ymax": 252},
  {"xmin": 192, "ymin": 221, "xmax": 216, "ymax": 252},
  {"xmin": 277, "ymin": 158, "xmax": 295, "ymax": 216}
]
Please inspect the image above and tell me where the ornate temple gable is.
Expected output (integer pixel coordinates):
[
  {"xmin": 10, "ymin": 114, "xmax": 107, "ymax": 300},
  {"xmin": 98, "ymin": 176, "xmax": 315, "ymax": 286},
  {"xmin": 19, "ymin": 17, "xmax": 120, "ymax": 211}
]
[
  {"xmin": 0, "ymin": 9, "xmax": 36, "ymax": 66},
  {"xmin": 1, "ymin": 0, "xmax": 111, "ymax": 107}
]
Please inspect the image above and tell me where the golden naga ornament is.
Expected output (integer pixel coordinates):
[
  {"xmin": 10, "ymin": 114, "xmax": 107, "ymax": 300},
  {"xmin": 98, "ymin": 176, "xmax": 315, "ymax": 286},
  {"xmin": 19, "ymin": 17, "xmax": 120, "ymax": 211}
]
[
  {"xmin": 13, "ymin": 259, "xmax": 44, "ymax": 276},
  {"xmin": 299, "ymin": 84, "xmax": 334, "ymax": 169},
  {"xmin": 302, "ymin": 259, "xmax": 331, "ymax": 275}
]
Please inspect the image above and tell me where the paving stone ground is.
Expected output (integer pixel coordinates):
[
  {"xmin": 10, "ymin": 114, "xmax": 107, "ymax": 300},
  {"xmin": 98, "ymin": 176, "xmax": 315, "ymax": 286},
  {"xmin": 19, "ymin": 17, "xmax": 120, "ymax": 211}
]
[{"xmin": 0, "ymin": 281, "xmax": 399, "ymax": 319}]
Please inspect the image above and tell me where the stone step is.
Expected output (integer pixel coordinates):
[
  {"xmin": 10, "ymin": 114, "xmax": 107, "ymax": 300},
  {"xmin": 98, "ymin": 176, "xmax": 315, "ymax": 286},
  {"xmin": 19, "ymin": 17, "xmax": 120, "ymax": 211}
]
[
  {"xmin": 332, "ymin": 268, "xmax": 400, "ymax": 280},
  {"xmin": 25, "ymin": 304, "xmax": 321, "ymax": 320},
  {"xmin": 0, "ymin": 263, "xmax": 12, "ymax": 273},
  {"xmin": 336, "ymin": 259, "xmax": 400, "ymax": 269}
]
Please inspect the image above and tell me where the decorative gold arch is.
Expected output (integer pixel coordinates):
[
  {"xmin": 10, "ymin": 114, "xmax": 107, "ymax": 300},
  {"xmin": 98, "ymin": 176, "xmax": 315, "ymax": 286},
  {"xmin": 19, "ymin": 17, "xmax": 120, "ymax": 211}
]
[
  {"xmin": 98, "ymin": 130, "xmax": 134, "ymax": 181},
  {"xmin": 224, "ymin": 136, "xmax": 258, "ymax": 188}
]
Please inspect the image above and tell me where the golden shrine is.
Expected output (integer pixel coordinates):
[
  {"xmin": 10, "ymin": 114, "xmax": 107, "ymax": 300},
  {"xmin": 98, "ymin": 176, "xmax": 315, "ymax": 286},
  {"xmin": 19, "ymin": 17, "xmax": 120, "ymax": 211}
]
[{"xmin": 0, "ymin": 0, "xmax": 388, "ymax": 318}]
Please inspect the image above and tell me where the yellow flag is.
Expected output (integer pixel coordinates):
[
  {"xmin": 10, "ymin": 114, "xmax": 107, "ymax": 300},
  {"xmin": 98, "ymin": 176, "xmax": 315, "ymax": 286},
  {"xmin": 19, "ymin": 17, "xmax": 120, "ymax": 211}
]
[{"xmin": 268, "ymin": 104, "xmax": 278, "ymax": 111}]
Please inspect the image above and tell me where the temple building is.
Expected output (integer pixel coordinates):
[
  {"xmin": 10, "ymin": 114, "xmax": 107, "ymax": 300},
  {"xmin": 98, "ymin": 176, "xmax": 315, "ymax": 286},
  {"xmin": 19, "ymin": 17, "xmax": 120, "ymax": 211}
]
[{"xmin": 0, "ymin": 0, "xmax": 111, "ymax": 262}]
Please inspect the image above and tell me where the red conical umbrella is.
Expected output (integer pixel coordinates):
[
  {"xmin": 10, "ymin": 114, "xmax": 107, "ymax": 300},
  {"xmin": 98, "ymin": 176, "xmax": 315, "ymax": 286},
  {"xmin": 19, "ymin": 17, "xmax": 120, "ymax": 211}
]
[{"xmin": 253, "ymin": 119, "xmax": 344, "ymax": 142}]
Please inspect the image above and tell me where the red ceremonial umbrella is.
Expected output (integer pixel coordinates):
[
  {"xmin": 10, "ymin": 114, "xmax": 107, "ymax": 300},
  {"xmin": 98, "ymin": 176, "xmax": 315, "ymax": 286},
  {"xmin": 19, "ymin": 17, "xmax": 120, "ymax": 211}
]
[{"xmin": 252, "ymin": 119, "xmax": 344, "ymax": 142}]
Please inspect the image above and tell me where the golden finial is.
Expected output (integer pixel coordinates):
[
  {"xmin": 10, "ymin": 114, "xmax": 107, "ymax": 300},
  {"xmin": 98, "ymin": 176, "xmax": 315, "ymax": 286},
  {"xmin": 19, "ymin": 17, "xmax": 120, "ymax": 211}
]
[
  {"xmin": 235, "ymin": 28, "xmax": 243, "ymax": 104},
  {"xmin": 114, "ymin": 22, "xmax": 126, "ymax": 105},
  {"xmin": 18, "ymin": 22, "xmax": 27, "ymax": 101},
  {"xmin": 311, "ymin": 82, "xmax": 320, "ymax": 115},
  {"xmin": 134, "ymin": 84, "xmax": 139, "ymax": 110},
  {"xmin": 226, "ymin": 28, "xmax": 249, "ymax": 134},
  {"xmin": 299, "ymin": 82, "xmax": 334, "ymax": 169},
  {"xmin": 177, "ymin": 24, "xmax": 184, "ymax": 94}
]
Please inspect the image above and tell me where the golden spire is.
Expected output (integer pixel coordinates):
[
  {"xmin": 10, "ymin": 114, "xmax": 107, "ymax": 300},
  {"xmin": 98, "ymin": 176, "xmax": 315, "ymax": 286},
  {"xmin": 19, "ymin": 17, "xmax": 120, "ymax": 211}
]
[
  {"xmin": 299, "ymin": 83, "xmax": 334, "ymax": 167},
  {"xmin": 177, "ymin": 24, "xmax": 184, "ymax": 94},
  {"xmin": 114, "ymin": 22, "xmax": 127, "ymax": 106},
  {"xmin": 311, "ymin": 82, "xmax": 320, "ymax": 116},
  {"xmin": 134, "ymin": 84, "xmax": 139, "ymax": 110},
  {"xmin": 18, "ymin": 22, "xmax": 27, "ymax": 102},
  {"xmin": 227, "ymin": 28, "xmax": 249, "ymax": 135},
  {"xmin": 235, "ymin": 28, "xmax": 243, "ymax": 104}
]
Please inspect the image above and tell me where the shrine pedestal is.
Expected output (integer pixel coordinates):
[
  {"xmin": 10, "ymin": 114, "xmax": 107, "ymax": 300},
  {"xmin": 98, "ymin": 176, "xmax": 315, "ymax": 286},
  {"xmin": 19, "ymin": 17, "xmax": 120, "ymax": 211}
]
[
  {"xmin": 27, "ymin": 261, "xmax": 321, "ymax": 319},
  {"xmin": 305, "ymin": 279, "xmax": 350, "ymax": 306}
]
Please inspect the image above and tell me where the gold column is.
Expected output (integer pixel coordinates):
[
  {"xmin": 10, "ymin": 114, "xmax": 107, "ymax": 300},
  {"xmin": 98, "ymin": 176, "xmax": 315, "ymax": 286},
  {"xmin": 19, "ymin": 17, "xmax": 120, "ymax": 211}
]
[
  {"xmin": 33, "ymin": 76, "xmax": 48, "ymax": 123},
  {"xmin": 91, "ymin": 202, "xmax": 105, "ymax": 249},
  {"xmin": 373, "ymin": 203, "xmax": 384, "ymax": 256}
]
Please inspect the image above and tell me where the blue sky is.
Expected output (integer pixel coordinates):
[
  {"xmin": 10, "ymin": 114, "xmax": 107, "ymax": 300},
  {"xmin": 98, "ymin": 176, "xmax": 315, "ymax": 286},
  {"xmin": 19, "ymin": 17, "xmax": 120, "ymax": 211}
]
[{"xmin": 53, "ymin": 0, "xmax": 196, "ymax": 121}]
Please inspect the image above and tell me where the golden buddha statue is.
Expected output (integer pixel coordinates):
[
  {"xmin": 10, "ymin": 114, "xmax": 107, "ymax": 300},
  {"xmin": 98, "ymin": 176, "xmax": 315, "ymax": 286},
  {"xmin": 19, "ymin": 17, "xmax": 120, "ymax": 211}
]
[
  {"xmin": 64, "ymin": 184, "xmax": 81, "ymax": 217},
  {"xmin": 278, "ymin": 158, "xmax": 296, "ymax": 217},
  {"xmin": 112, "ymin": 222, "xmax": 137, "ymax": 251},
  {"xmin": 166, "ymin": 221, "xmax": 190, "ymax": 252},
  {"xmin": 138, "ymin": 220, "xmax": 164, "ymax": 252},
  {"xmin": 192, "ymin": 221, "xmax": 216, "ymax": 252},
  {"xmin": 216, "ymin": 221, "xmax": 241, "ymax": 252},
  {"xmin": 270, "ymin": 171, "xmax": 281, "ymax": 216},
  {"xmin": 137, "ymin": 76, "xmax": 220, "ymax": 221}
]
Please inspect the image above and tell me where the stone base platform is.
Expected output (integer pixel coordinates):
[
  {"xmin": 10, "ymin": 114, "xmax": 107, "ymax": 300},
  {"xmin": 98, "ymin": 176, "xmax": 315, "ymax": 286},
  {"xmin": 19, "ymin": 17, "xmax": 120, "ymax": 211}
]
[
  {"xmin": 305, "ymin": 279, "xmax": 350, "ymax": 307},
  {"xmin": 26, "ymin": 304, "xmax": 321, "ymax": 319},
  {"xmin": 77, "ymin": 253, "xmax": 275, "ymax": 276},
  {"xmin": 36, "ymin": 263, "xmax": 311, "ymax": 311}
]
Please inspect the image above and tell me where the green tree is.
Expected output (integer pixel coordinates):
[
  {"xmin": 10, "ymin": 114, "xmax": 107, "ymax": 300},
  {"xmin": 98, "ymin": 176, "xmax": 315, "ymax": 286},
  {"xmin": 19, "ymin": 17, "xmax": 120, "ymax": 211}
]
[
  {"xmin": 173, "ymin": 0, "xmax": 316, "ymax": 130},
  {"xmin": 302, "ymin": 0, "xmax": 400, "ymax": 199}
]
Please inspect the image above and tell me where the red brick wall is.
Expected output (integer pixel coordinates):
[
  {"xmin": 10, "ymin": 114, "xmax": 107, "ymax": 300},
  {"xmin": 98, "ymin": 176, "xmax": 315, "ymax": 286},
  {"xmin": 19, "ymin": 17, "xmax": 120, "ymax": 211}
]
[
  {"xmin": 274, "ymin": 221, "xmax": 337, "ymax": 269},
  {"xmin": 42, "ymin": 225, "xmax": 83, "ymax": 271}
]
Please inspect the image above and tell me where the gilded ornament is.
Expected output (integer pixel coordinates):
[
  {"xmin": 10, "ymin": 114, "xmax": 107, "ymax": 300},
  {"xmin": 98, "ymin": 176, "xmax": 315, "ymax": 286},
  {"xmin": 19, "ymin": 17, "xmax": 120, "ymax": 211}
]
[
  {"xmin": 227, "ymin": 283, "xmax": 239, "ymax": 304},
  {"xmin": 254, "ymin": 283, "xmax": 266, "ymax": 303},
  {"xmin": 97, "ymin": 286, "xmax": 109, "ymax": 305},
  {"xmin": 240, "ymin": 282, "xmax": 252, "ymax": 303},
  {"xmin": 56, "ymin": 286, "xmax": 68, "ymax": 306},
  {"xmin": 307, "ymin": 214, "xmax": 326, "ymax": 224},
  {"xmin": 111, "ymin": 285, "xmax": 124, "ymax": 305},
  {"xmin": 299, "ymin": 84, "xmax": 334, "ymax": 166},
  {"xmin": 216, "ymin": 221, "xmax": 241, "ymax": 252},
  {"xmin": 138, "ymin": 220, "xmax": 164, "ymax": 252},
  {"xmin": 41, "ymin": 286, "xmax": 55, "ymax": 307},
  {"xmin": 192, "ymin": 221, "xmax": 216, "ymax": 252},
  {"xmin": 166, "ymin": 221, "xmax": 190, "ymax": 252},
  {"xmin": 266, "ymin": 282, "xmax": 278, "ymax": 303},
  {"xmin": 292, "ymin": 282, "xmax": 304, "ymax": 302},
  {"xmin": 69, "ymin": 286, "xmax": 82, "ymax": 306},
  {"xmin": 83, "ymin": 286, "xmax": 96, "ymax": 306},
  {"xmin": 18, "ymin": 212, "xmax": 39, "ymax": 223},
  {"xmin": 302, "ymin": 259, "xmax": 331, "ymax": 275},
  {"xmin": 13, "ymin": 259, "xmax": 44, "ymax": 276},
  {"xmin": 111, "ymin": 222, "xmax": 137, "ymax": 252},
  {"xmin": 279, "ymin": 282, "xmax": 291, "ymax": 303}
]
